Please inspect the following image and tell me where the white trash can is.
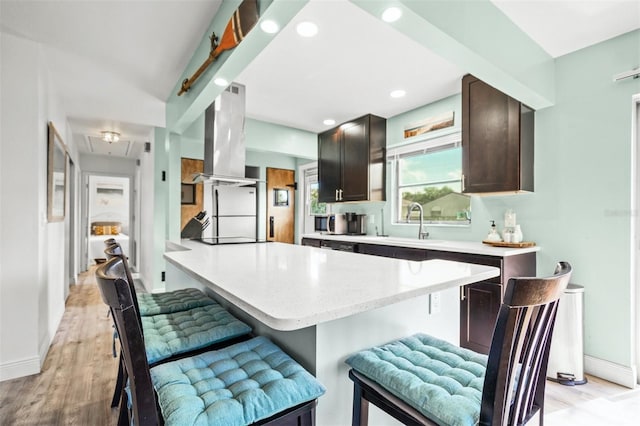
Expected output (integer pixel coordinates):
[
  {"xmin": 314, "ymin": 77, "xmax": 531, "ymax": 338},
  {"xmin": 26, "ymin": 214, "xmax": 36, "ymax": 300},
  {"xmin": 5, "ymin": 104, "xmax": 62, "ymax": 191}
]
[{"xmin": 546, "ymin": 283, "xmax": 587, "ymax": 385}]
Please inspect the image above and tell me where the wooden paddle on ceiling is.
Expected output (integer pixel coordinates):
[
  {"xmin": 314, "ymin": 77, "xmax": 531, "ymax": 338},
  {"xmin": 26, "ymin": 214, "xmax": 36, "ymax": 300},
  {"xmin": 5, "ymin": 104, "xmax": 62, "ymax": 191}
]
[{"xmin": 177, "ymin": 0, "xmax": 259, "ymax": 96}]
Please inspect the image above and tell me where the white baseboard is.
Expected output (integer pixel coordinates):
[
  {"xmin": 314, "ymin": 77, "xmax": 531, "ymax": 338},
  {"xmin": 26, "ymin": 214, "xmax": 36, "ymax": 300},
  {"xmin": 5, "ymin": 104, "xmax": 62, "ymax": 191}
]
[
  {"xmin": 0, "ymin": 356, "xmax": 40, "ymax": 382},
  {"xmin": 584, "ymin": 355, "xmax": 638, "ymax": 389}
]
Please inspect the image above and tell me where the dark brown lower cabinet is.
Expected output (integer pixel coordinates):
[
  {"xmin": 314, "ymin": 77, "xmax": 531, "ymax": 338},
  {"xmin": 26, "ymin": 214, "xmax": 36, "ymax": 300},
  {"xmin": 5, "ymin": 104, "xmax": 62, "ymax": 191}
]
[
  {"xmin": 428, "ymin": 250, "xmax": 535, "ymax": 354},
  {"xmin": 301, "ymin": 237, "xmax": 536, "ymax": 354},
  {"xmin": 460, "ymin": 281, "xmax": 503, "ymax": 354},
  {"xmin": 301, "ymin": 237, "xmax": 322, "ymax": 248},
  {"xmin": 357, "ymin": 243, "xmax": 427, "ymax": 261}
]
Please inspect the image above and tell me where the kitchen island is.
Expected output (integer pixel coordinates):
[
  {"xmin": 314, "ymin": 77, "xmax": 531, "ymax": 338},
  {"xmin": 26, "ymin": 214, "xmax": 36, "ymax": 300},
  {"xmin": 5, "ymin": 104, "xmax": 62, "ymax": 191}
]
[{"xmin": 164, "ymin": 241, "xmax": 499, "ymax": 425}]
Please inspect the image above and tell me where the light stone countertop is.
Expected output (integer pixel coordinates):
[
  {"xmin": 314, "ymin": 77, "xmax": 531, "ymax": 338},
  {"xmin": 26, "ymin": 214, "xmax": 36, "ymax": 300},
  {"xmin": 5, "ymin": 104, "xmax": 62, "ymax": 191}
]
[
  {"xmin": 164, "ymin": 241, "xmax": 499, "ymax": 331},
  {"xmin": 302, "ymin": 233, "xmax": 540, "ymax": 257}
]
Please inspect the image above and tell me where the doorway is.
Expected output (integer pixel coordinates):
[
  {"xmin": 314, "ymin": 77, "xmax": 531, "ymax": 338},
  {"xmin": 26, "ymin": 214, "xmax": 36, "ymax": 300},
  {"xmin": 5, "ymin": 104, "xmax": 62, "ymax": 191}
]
[
  {"xmin": 266, "ymin": 167, "xmax": 295, "ymax": 244},
  {"xmin": 66, "ymin": 158, "xmax": 76, "ymax": 298},
  {"xmin": 84, "ymin": 174, "xmax": 132, "ymax": 269}
]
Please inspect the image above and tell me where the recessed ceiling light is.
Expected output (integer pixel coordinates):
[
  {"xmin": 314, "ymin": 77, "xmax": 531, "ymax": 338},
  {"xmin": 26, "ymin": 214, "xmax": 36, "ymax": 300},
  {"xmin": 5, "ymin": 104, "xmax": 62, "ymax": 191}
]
[
  {"xmin": 260, "ymin": 19, "xmax": 279, "ymax": 34},
  {"xmin": 390, "ymin": 89, "xmax": 406, "ymax": 98},
  {"xmin": 382, "ymin": 7, "xmax": 402, "ymax": 23},
  {"xmin": 296, "ymin": 21, "xmax": 318, "ymax": 37},
  {"xmin": 323, "ymin": 119, "xmax": 336, "ymax": 126},
  {"xmin": 214, "ymin": 78, "xmax": 229, "ymax": 87}
]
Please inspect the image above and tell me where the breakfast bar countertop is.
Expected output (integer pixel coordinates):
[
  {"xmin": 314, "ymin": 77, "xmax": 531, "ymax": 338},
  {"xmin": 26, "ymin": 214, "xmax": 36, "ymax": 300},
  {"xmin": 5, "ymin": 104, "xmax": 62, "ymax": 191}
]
[{"xmin": 164, "ymin": 241, "xmax": 499, "ymax": 331}]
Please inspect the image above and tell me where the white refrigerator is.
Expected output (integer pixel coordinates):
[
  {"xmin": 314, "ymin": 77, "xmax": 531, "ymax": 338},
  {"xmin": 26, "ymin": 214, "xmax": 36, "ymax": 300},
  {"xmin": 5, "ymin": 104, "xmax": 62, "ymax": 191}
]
[{"xmin": 203, "ymin": 186, "xmax": 257, "ymax": 240}]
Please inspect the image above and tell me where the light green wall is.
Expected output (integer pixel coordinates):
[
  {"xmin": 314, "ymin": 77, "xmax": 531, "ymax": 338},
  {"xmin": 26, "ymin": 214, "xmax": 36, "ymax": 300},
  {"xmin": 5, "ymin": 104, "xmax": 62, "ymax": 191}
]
[
  {"xmin": 514, "ymin": 30, "xmax": 639, "ymax": 365},
  {"xmin": 245, "ymin": 119, "xmax": 316, "ymax": 159},
  {"xmin": 353, "ymin": 0, "xmax": 554, "ymax": 109},
  {"xmin": 336, "ymin": 30, "xmax": 640, "ymax": 367},
  {"xmin": 178, "ymin": 114, "xmax": 316, "ymax": 160}
]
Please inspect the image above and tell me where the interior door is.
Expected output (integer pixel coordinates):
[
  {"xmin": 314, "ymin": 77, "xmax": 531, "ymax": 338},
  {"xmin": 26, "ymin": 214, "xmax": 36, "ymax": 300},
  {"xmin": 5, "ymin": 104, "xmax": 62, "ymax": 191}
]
[{"xmin": 266, "ymin": 167, "xmax": 295, "ymax": 244}]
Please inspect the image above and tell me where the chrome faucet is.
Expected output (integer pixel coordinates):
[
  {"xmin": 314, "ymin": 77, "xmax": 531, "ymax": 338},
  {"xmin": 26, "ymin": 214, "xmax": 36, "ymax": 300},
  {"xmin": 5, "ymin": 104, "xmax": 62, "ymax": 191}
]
[{"xmin": 406, "ymin": 202, "xmax": 429, "ymax": 240}]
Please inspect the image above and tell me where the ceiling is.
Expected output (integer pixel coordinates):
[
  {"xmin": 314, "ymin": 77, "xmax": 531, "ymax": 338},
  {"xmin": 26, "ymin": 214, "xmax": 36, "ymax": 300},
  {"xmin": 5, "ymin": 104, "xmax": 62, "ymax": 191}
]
[{"xmin": 1, "ymin": 0, "xmax": 638, "ymax": 158}]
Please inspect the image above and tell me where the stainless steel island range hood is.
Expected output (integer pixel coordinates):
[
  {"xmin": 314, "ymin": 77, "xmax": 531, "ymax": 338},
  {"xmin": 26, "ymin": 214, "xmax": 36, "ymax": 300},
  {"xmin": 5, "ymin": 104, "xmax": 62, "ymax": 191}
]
[{"xmin": 193, "ymin": 82, "xmax": 258, "ymax": 186}]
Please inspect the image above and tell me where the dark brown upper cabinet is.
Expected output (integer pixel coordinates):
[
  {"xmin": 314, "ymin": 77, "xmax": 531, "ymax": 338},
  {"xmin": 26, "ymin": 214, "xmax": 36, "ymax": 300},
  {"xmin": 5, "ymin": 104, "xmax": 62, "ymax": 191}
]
[
  {"xmin": 461, "ymin": 74, "xmax": 534, "ymax": 194},
  {"xmin": 318, "ymin": 114, "xmax": 386, "ymax": 203}
]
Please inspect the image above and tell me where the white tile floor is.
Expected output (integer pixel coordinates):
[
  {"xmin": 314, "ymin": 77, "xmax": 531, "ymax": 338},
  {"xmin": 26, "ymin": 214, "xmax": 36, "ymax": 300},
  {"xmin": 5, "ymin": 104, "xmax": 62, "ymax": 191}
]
[{"xmin": 545, "ymin": 388, "xmax": 640, "ymax": 425}]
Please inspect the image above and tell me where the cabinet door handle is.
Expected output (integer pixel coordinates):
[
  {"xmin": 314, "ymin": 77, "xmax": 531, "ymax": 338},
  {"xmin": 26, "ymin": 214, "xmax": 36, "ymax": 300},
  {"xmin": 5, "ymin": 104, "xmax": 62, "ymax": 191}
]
[
  {"xmin": 335, "ymin": 189, "xmax": 339, "ymax": 201},
  {"xmin": 461, "ymin": 174, "xmax": 466, "ymax": 192},
  {"xmin": 460, "ymin": 286, "xmax": 466, "ymax": 301},
  {"xmin": 339, "ymin": 189, "xmax": 343, "ymax": 201}
]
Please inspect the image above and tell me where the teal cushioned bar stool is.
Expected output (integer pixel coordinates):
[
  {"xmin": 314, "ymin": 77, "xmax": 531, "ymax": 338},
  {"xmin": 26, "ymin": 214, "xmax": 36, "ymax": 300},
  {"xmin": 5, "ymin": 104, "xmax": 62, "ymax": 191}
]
[
  {"xmin": 346, "ymin": 262, "xmax": 572, "ymax": 426},
  {"xmin": 96, "ymin": 257, "xmax": 325, "ymax": 426},
  {"xmin": 102, "ymin": 242, "xmax": 253, "ymax": 418},
  {"xmin": 104, "ymin": 242, "xmax": 216, "ymax": 316}
]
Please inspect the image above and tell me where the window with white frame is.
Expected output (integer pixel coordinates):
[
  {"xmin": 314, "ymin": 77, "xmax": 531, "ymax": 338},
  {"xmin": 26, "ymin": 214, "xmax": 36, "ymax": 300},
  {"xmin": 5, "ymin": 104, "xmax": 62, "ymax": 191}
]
[
  {"xmin": 304, "ymin": 168, "xmax": 326, "ymax": 216},
  {"xmin": 388, "ymin": 132, "xmax": 470, "ymax": 224}
]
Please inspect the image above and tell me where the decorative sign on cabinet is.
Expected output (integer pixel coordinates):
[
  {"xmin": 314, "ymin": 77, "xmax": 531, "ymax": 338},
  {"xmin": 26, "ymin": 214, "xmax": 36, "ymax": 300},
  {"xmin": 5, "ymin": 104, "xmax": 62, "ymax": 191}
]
[
  {"xmin": 461, "ymin": 74, "xmax": 534, "ymax": 194},
  {"xmin": 318, "ymin": 114, "xmax": 386, "ymax": 203}
]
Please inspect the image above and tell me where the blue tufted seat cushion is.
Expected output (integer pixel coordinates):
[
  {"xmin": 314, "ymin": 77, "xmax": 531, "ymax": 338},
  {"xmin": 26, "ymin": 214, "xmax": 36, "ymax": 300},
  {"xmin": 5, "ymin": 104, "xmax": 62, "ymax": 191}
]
[
  {"xmin": 142, "ymin": 304, "xmax": 252, "ymax": 364},
  {"xmin": 150, "ymin": 336, "xmax": 326, "ymax": 426},
  {"xmin": 137, "ymin": 288, "xmax": 216, "ymax": 316},
  {"xmin": 346, "ymin": 333, "xmax": 488, "ymax": 426}
]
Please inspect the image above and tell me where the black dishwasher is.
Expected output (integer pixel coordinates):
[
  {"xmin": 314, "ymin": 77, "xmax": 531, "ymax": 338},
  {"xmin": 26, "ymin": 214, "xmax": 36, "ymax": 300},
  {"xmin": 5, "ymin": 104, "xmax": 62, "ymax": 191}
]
[{"xmin": 320, "ymin": 240, "xmax": 357, "ymax": 252}]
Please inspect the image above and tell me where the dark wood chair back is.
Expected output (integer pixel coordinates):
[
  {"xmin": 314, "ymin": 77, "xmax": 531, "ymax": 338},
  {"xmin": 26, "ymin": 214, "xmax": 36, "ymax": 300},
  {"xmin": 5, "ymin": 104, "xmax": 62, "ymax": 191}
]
[
  {"xmin": 95, "ymin": 257, "xmax": 160, "ymax": 425},
  {"xmin": 104, "ymin": 243, "xmax": 143, "ymax": 327},
  {"xmin": 480, "ymin": 261, "xmax": 572, "ymax": 426}
]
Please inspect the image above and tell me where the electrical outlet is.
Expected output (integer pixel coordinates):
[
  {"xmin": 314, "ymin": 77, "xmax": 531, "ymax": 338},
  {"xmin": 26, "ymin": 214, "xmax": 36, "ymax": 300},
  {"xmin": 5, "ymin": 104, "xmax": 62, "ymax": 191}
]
[{"xmin": 429, "ymin": 292, "xmax": 441, "ymax": 314}]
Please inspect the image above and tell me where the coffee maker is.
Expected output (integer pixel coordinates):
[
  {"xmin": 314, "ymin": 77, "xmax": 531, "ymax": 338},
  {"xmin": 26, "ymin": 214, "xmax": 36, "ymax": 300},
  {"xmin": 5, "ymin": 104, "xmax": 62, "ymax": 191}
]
[{"xmin": 345, "ymin": 212, "xmax": 367, "ymax": 235}]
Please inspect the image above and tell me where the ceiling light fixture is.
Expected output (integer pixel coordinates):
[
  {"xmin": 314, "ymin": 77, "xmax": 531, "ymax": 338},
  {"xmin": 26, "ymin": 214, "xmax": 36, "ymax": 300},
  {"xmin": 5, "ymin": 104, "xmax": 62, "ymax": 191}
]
[
  {"xmin": 323, "ymin": 119, "xmax": 336, "ymax": 126},
  {"xmin": 101, "ymin": 131, "xmax": 120, "ymax": 143},
  {"xmin": 382, "ymin": 7, "xmax": 402, "ymax": 23},
  {"xmin": 260, "ymin": 19, "xmax": 280, "ymax": 34},
  {"xmin": 390, "ymin": 89, "xmax": 406, "ymax": 98},
  {"xmin": 214, "ymin": 77, "xmax": 229, "ymax": 87},
  {"xmin": 296, "ymin": 21, "xmax": 318, "ymax": 37}
]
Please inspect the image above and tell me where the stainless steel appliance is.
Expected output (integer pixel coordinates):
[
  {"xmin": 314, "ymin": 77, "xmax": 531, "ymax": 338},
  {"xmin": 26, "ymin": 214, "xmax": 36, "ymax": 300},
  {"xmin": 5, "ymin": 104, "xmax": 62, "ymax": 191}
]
[
  {"xmin": 345, "ymin": 212, "xmax": 367, "ymax": 235},
  {"xmin": 314, "ymin": 215, "xmax": 328, "ymax": 232},
  {"xmin": 203, "ymin": 185, "xmax": 257, "ymax": 242},
  {"xmin": 328, "ymin": 214, "xmax": 347, "ymax": 234},
  {"xmin": 193, "ymin": 82, "xmax": 259, "ymax": 186}
]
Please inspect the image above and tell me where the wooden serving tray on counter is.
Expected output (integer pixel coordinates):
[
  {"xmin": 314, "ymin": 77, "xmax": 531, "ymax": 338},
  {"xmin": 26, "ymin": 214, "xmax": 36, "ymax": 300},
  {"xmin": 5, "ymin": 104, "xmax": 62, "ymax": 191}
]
[{"xmin": 482, "ymin": 240, "xmax": 536, "ymax": 248}]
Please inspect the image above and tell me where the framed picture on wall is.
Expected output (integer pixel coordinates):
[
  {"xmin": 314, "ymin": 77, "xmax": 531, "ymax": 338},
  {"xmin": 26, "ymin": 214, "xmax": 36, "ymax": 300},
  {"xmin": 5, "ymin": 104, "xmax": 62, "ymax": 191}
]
[{"xmin": 47, "ymin": 121, "xmax": 68, "ymax": 222}]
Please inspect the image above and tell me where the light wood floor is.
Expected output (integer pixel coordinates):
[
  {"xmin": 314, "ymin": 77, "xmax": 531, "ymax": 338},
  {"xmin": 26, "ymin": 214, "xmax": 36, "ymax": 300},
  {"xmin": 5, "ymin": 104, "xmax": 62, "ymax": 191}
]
[
  {"xmin": 0, "ymin": 268, "xmax": 119, "ymax": 425},
  {"xmin": 0, "ymin": 268, "xmax": 633, "ymax": 425}
]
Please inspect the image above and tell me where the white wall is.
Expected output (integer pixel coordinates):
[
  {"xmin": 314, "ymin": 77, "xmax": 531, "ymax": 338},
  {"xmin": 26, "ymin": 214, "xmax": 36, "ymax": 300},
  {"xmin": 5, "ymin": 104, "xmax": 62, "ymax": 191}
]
[
  {"xmin": 0, "ymin": 32, "xmax": 69, "ymax": 381},
  {"xmin": 137, "ymin": 128, "xmax": 167, "ymax": 292}
]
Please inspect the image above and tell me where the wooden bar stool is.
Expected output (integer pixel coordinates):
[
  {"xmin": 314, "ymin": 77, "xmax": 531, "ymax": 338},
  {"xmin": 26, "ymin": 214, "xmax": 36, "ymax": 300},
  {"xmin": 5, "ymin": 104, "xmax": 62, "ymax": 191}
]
[
  {"xmin": 96, "ymin": 257, "xmax": 325, "ymax": 426},
  {"xmin": 102, "ymin": 242, "xmax": 253, "ymax": 416},
  {"xmin": 104, "ymin": 242, "xmax": 216, "ymax": 316},
  {"xmin": 346, "ymin": 262, "xmax": 572, "ymax": 426}
]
